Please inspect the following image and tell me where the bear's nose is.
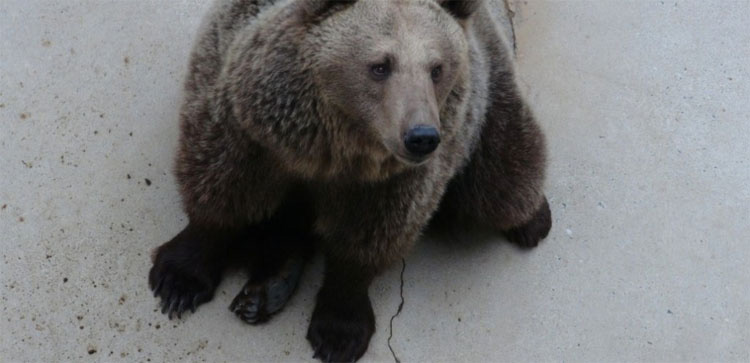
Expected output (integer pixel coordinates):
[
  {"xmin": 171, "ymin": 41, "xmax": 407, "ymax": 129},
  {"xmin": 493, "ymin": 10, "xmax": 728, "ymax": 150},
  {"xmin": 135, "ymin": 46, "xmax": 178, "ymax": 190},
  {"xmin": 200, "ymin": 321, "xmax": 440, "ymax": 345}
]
[{"xmin": 404, "ymin": 125, "xmax": 441, "ymax": 158}]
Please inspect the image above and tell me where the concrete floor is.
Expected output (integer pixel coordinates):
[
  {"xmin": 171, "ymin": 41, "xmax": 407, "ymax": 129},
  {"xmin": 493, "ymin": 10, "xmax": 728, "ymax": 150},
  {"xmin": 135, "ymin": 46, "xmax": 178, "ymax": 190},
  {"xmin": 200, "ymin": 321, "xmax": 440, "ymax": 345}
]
[{"xmin": 1, "ymin": 1, "xmax": 749, "ymax": 362}]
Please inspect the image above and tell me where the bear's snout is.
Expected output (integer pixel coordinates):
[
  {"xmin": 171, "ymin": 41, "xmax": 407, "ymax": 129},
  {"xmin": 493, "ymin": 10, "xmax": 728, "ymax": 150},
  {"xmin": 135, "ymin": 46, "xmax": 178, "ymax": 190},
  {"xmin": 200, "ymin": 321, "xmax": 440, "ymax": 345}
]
[{"xmin": 403, "ymin": 125, "xmax": 441, "ymax": 160}]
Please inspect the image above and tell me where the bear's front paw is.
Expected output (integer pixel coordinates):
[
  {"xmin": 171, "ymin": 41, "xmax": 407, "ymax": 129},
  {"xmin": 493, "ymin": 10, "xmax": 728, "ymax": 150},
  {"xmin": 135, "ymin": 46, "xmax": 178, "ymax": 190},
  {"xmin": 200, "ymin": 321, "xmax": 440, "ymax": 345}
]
[
  {"xmin": 149, "ymin": 240, "xmax": 221, "ymax": 319},
  {"xmin": 505, "ymin": 197, "xmax": 552, "ymax": 249},
  {"xmin": 149, "ymin": 259, "xmax": 217, "ymax": 319},
  {"xmin": 306, "ymin": 294, "xmax": 375, "ymax": 362}
]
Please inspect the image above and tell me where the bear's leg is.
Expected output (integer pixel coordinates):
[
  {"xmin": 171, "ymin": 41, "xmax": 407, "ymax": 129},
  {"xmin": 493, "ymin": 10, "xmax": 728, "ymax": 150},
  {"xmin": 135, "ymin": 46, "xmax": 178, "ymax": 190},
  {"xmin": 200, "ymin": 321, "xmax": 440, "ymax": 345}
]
[
  {"xmin": 306, "ymin": 174, "xmax": 441, "ymax": 362},
  {"xmin": 149, "ymin": 223, "xmax": 245, "ymax": 319},
  {"xmin": 436, "ymin": 100, "xmax": 551, "ymax": 248},
  {"xmin": 306, "ymin": 259, "xmax": 375, "ymax": 363},
  {"xmin": 151, "ymin": 108, "xmax": 293, "ymax": 319},
  {"xmin": 229, "ymin": 192, "xmax": 316, "ymax": 324}
]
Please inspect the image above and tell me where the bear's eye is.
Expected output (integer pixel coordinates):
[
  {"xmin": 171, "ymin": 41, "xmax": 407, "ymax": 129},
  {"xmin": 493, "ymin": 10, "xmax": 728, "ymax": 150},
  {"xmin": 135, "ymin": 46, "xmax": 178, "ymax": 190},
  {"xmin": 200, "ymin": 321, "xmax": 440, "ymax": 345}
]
[
  {"xmin": 431, "ymin": 65, "xmax": 443, "ymax": 82},
  {"xmin": 370, "ymin": 63, "xmax": 391, "ymax": 81}
]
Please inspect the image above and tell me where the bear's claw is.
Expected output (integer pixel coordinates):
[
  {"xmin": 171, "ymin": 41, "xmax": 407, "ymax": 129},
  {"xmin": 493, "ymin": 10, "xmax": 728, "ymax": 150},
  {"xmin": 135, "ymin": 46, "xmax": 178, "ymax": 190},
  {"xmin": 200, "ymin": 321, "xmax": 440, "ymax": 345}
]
[
  {"xmin": 229, "ymin": 256, "xmax": 305, "ymax": 324},
  {"xmin": 149, "ymin": 232, "xmax": 221, "ymax": 320},
  {"xmin": 149, "ymin": 263, "xmax": 215, "ymax": 320}
]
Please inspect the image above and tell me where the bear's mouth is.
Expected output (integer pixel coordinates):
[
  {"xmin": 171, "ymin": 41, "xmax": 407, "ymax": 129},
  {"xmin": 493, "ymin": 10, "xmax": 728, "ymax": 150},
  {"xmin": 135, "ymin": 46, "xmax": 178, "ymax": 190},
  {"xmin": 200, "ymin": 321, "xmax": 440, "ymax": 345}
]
[{"xmin": 393, "ymin": 152, "xmax": 433, "ymax": 167}]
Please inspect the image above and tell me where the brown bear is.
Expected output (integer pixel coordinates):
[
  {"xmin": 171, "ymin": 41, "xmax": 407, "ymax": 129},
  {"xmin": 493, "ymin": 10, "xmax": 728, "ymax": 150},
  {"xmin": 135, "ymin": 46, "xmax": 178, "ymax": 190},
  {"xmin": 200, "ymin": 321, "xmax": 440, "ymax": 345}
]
[{"xmin": 148, "ymin": 0, "xmax": 551, "ymax": 361}]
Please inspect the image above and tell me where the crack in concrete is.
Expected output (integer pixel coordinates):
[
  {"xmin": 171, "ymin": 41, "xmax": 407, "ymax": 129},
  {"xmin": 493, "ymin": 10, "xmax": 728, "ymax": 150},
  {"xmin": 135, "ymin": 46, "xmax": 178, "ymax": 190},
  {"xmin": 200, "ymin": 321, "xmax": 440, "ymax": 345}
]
[
  {"xmin": 503, "ymin": 0, "xmax": 518, "ymax": 55},
  {"xmin": 387, "ymin": 258, "xmax": 406, "ymax": 363}
]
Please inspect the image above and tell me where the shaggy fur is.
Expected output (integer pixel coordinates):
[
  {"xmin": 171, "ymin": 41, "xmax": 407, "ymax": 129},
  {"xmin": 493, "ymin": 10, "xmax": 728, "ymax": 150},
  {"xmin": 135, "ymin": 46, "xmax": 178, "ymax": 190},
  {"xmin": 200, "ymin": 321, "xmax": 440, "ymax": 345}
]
[{"xmin": 149, "ymin": 0, "xmax": 551, "ymax": 361}]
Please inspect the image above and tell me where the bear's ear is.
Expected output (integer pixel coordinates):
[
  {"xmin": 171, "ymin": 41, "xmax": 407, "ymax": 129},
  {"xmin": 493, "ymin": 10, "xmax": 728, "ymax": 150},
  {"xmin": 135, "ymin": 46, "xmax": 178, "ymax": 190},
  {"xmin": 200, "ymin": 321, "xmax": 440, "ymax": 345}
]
[
  {"xmin": 439, "ymin": 0, "xmax": 482, "ymax": 20},
  {"xmin": 299, "ymin": 0, "xmax": 357, "ymax": 20}
]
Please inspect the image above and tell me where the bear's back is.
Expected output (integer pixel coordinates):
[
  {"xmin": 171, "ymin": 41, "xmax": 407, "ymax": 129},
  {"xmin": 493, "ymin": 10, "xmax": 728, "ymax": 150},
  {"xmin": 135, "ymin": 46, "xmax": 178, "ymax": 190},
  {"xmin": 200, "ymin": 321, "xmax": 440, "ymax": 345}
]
[
  {"xmin": 183, "ymin": 0, "xmax": 281, "ymax": 104},
  {"xmin": 456, "ymin": 0, "xmax": 518, "ymax": 160}
]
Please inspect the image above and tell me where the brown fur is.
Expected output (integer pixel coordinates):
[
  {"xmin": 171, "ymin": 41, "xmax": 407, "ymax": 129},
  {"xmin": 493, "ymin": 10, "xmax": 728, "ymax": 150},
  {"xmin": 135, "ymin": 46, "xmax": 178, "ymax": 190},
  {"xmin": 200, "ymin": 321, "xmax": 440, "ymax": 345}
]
[{"xmin": 150, "ymin": 0, "xmax": 551, "ymax": 361}]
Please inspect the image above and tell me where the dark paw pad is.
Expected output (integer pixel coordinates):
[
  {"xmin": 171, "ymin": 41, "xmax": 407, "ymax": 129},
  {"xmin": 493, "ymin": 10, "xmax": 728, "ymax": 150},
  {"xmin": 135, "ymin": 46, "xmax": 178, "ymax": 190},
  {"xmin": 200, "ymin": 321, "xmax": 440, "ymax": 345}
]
[
  {"xmin": 149, "ymin": 255, "xmax": 217, "ymax": 320},
  {"xmin": 307, "ymin": 298, "xmax": 374, "ymax": 362},
  {"xmin": 505, "ymin": 197, "xmax": 552, "ymax": 249},
  {"xmin": 229, "ymin": 258, "xmax": 304, "ymax": 324}
]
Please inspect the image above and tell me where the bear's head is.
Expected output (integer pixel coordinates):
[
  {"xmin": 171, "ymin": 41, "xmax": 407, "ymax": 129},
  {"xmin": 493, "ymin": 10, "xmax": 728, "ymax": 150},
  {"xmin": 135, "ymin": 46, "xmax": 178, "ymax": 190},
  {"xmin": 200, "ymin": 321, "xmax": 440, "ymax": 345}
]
[
  {"xmin": 306, "ymin": 0, "xmax": 478, "ymax": 167},
  {"xmin": 227, "ymin": 0, "xmax": 480, "ymax": 180}
]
